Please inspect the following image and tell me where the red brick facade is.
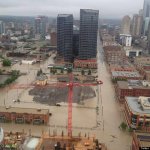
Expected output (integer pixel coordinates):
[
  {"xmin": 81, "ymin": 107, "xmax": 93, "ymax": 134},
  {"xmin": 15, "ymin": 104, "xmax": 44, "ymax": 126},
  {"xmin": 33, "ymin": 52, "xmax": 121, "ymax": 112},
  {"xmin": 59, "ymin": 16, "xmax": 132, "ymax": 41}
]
[
  {"xmin": 0, "ymin": 107, "xmax": 49, "ymax": 125},
  {"xmin": 74, "ymin": 59, "xmax": 97, "ymax": 69},
  {"xmin": 115, "ymin": 82, "xmax": 150, "ymax": 102}
]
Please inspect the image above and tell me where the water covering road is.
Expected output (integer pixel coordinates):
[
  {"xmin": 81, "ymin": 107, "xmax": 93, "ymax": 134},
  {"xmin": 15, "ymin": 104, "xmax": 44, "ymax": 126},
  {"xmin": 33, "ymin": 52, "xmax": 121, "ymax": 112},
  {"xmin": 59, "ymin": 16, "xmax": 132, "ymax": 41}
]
[{"xmin": 95, "ymin": 32, "xmax": 131, "ymax": 150}]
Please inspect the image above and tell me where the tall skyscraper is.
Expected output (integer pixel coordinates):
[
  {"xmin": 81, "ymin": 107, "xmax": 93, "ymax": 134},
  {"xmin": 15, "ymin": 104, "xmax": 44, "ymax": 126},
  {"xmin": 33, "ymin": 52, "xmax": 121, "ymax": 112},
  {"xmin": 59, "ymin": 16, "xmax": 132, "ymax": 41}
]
[
  {"xmin": 79, "ymin": 9, "xmax": 99, "ymax": 59},
  {"xmin": 142, "ymin": 0, "xmax": 150, "ymax": 35},
  {"xmin": 147, "ymin": 21, "xmax": 150, "ymax": 54},
  {"xmin": 35, "ymin": 16, "xmax": 47, "ymax": 39},
  {"xmin": 131, "ymin": 14, "xmax": 142, "ymax": 37},
  {"xmin": 143, "ymin": 0, "xmax": 150, "ymax": 18},
  {"xmin": 121, "ymin": 15, "xmax": 131, "ymax": 34},
  {"xmin": 0, "ymin": 21, "xmax": 5, "ymax": 35},
  {"xmin": 57, "ymin": 14, "xmax": 73, "ymax": 62}
]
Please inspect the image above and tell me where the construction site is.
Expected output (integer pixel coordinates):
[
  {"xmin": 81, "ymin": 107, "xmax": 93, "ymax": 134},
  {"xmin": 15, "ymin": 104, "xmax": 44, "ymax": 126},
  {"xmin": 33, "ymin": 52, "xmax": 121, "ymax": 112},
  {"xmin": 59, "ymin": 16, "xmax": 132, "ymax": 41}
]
[
  {"xmin": 29, "ymin": 84, "xmax": 96, "ymax": 105},
  {"xmin": 0, "ymin": 128, "xmax": 107, "ymax": 150}
]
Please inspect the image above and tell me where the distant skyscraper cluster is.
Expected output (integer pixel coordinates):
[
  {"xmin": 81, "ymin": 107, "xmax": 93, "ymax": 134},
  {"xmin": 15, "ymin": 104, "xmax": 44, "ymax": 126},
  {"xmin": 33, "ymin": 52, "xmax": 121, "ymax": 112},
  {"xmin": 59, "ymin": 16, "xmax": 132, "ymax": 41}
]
[
  {"xmin": 57, "ymin": 9, "xmax": 99, "ymax": 62},
  {"xmin": 118, "ymin": 0, "xmax": 150, "ymax": 54}
]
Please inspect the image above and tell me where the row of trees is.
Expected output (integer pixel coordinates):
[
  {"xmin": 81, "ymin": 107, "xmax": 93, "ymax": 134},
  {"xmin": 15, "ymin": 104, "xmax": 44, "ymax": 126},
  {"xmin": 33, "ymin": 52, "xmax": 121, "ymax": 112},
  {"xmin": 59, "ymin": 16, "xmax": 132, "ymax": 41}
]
[
  {"xmin": 2, "ymin": 59, "xmax": 11, "ymax": 66},
  {"xmin": 0, "ymin": 55, "xmax": 12, "ymax": 66},
  {"xmin": 49, "ymin": 68, "xmax": 92, "ymax": 75},
  {"xmin": 0, "ymin": 70, "xmax": 20, "ymax": 88},
  {"xmin": 50, "ymin": 68, "xmax": 72, "ymax": 75}
]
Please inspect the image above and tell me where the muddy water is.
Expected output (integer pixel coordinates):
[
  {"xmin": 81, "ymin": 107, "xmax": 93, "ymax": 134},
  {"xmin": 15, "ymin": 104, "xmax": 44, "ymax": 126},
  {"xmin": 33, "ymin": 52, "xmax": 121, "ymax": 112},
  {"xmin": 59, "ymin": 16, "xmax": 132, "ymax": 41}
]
[
  {"xmin": 0, "ymin": 54, "xmax": 55, "ymax": 106},
  {"xmin": 96, "ymin": 33, "xmax": 131, "ymax": 150},
  {"xmin": 0, "ymin": 53, "xmax": 97, "ymax": 136}
]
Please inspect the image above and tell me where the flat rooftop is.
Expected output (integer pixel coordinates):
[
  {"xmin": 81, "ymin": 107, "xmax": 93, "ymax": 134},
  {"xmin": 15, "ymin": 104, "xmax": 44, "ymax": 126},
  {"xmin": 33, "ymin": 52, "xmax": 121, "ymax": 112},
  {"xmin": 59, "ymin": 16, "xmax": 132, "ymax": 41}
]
[
  {"xmin": 112, "ymin": 71, "xmax": 141, "ymax": 78},
  {"xmin": 117, "ymin": 80, "xmax": 150, "ymax": 89},
  {"xmin": 0, "ymin": 106, "xmax": 49, "ymax": 115},
  {"xmin": 125, "ymin": 97, "xmax": 150, "ymax": 115},
  {"xmin": 81, "ymin": 9, "xmax": 99, "ymax": 13},
  {"xmin": 58, "ymin": 14, "xmax": 72, "ymax": 17}
]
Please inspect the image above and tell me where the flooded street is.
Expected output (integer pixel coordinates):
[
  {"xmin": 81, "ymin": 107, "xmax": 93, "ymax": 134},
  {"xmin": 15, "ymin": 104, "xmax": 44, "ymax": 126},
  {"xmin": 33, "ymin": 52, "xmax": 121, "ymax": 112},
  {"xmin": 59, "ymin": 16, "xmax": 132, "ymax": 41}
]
[
  {"xmin": 96, "ymin": 33, "xmax": 131, "ymax": 150},
  {"xmin": 0, "ymin": 34, "xmax": 131, "ymax": 149}
]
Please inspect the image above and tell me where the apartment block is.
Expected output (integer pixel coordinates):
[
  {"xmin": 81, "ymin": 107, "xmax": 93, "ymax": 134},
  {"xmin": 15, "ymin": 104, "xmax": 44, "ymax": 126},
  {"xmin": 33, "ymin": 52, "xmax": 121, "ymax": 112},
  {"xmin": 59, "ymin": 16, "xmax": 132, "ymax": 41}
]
[
  {"xmin": 124, "ymin": 96, "xmax": 150, "ymax": 131},
  {"xmin": 74, "ymin": 59, "xmax": 97, "ymax": 69}
]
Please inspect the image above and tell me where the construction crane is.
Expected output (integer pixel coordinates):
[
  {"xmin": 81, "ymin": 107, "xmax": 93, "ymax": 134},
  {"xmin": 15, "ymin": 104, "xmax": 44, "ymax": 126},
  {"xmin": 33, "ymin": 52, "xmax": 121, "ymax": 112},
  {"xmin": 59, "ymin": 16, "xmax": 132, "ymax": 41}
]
[
  {"xmin": 9, "ymin": 74, "xmax": 103, "ymax": 137},
  {"xmin": 65, "ymin": 74, "xmax": 103, "ymax": 137}
]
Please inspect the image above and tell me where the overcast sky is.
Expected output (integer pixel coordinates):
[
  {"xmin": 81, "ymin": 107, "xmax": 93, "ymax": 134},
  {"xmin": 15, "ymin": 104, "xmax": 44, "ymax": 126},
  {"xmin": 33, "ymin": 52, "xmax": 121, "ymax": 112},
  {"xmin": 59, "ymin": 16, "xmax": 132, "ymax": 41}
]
[{"xmin": 0, "ymin": 0, "xmax": 144, "ymax": 18}]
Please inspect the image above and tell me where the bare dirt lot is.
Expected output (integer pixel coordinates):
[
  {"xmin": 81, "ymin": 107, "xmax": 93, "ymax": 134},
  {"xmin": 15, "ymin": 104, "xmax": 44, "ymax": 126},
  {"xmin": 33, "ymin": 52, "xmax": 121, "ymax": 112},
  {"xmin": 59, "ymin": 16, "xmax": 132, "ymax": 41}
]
[{"xmin": 29, "ymin": 86, "xmax": 96, "ymax": 105}]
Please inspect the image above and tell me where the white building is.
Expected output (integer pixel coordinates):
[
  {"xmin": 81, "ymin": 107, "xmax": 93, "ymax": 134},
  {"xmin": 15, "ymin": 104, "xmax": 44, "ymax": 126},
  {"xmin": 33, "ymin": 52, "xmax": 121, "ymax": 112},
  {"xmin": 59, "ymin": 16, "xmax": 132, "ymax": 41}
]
[
  {"xmin": 22, "ymin": 59, "xmax": 36, "ymax": 65},
  {"xmin": 124, "ymin": 46, "xmax": 143, "ymax": 57},
  {"xmin": 120, "ymin": 34, "xmax": 132, "ymax": 47},
  {"xmin": 0, "ymin": 128, "xmax": 4, "ymax": 144}
]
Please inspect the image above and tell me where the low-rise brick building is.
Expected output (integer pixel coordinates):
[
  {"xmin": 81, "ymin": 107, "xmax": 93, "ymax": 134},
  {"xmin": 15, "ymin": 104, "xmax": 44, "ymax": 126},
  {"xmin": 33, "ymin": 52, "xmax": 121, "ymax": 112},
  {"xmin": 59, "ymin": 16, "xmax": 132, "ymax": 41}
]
[
  {"xmin": 0, "ymin": 106, "xmax": 49, "ymax": 125},
  {"xmin": 124, "ymin": 96, "xmax": 150, "ymax": 131},
  {"xmin": 74, "ymin": 59, "xmax": 97, "ymax": 69},
  {"xmin": 110, "ymin": 64, "xmax": 136, "ymax": 72},
  {"xmin": 115, "ymin": 80, "xmax": 150, "ymax": 102}
]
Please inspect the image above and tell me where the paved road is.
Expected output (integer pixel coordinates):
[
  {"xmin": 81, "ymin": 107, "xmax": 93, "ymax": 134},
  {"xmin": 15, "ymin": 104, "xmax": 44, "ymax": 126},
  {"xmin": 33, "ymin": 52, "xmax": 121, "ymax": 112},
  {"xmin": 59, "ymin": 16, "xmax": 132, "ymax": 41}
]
[{"xmin": 96, "ymin": 32, "xmax": 131, "ymax": 150}]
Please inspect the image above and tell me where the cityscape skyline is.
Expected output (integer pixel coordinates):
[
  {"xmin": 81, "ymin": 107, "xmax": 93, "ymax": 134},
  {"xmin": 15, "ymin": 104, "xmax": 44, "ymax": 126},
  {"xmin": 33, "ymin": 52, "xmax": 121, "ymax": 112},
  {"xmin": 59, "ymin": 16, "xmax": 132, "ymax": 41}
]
[{"xmin": 0, "ymin": 0, "xmax": 144, "ymax": 18}]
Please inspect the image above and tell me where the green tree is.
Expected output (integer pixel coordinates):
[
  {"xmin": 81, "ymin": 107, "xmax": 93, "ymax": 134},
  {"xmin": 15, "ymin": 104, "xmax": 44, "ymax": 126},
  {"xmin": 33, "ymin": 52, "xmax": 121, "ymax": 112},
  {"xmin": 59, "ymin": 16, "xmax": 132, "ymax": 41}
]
[
  {"xmin": 37, "ymin": 69, "xmax": 43, "ymax": 76},
  {"xmin": 81, "ymin": 69, "xmax": 85, "ymax": 75},
  {"xmin": 3, "ymin": 59, "xmax": 11, "ymax": 66},
  {"xmin": 67, "ymin": 68, "xmax": 72, "ymax": 73},
  {"xmin": 119, "ymin": 122, "xmax": 127, "ymax": 131},
  {"xmin": 61, "ymin": 69, "xmax": 64, "ymax": 74},
  {"xmin": 88, "ymin": 69, "xmax": 91, "ymax": 75}
]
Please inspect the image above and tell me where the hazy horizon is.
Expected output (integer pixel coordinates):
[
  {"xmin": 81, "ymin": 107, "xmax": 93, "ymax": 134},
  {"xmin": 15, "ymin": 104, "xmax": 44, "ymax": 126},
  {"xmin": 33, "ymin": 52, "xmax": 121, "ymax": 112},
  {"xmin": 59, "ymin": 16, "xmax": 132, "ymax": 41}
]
[{"xmin": 0, "ymin": 0, "xmax": 144, "ymax": 19}]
